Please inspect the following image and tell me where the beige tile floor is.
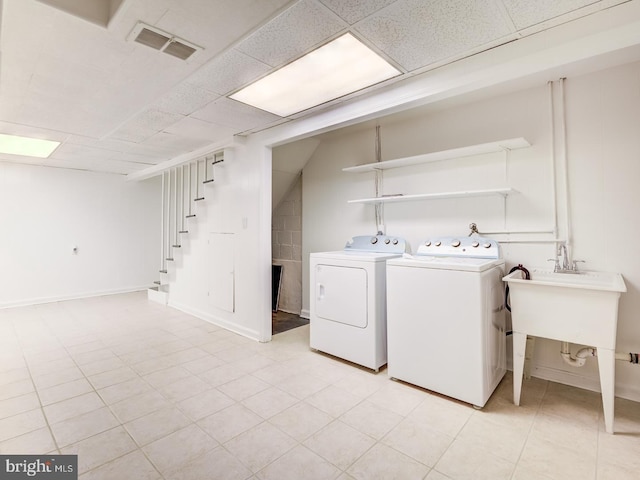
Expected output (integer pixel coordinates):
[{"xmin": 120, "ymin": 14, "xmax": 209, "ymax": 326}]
[{"xmin": 1, "ymin": 291, "xmax": 639, "ymax": 480}]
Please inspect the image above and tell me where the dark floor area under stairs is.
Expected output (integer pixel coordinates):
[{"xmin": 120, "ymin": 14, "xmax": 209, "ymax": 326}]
[{"xmin": 272, "ymin": 310, "xmax": 309, "ymax": 335}]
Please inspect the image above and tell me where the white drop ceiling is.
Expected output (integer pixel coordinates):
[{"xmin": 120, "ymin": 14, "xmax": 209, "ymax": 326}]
[{"xmin": 0, "ymin": 0, "xmax": 638, "ymax": 176}]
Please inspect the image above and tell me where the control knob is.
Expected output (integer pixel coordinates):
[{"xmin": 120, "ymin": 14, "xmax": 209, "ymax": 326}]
[
  {"xmin": 425, "ymin": 241, "xmax": 431, "ymax": 247},
  {"xmin": 434, "ymin": 241, "xmax": 442, "ymax": 247},
  {"xmin": 483, "ymin": 242, "xmax": 492, "ymax": 248},
  {"xmin": 471, "ymin": 241, "xmax": 479, "ymax": 248},
  {"xmin": 384, "ymin": 239, "xmax": 390, "ymax": 244},
  {"xmin": 451, "ymin": 240, "xmax": 461, "ymax": 247},
  {"xmin": 392, "ymin": 239, "xmax": 398, "ymax": 245},
  {"xmin": 370, "ymin": 237, "xmax": 378, "ymax": 244}
]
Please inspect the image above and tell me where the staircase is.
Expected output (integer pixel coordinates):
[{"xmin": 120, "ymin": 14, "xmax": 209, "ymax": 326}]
[{"xmin": 148, "ymin": 151, "xmax": 225, "ymax": 304}]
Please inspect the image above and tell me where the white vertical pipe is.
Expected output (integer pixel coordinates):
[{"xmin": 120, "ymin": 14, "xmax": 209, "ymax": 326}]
[
  {"xmin": 559, "ymin": 77, "xmax": 572, "ymax": 249},
  {"xmin": 503, "ymin": 148, "xmax": 509, "ymax": 231},
  {"xmin": 195, "ymin": 160, "xmax": 200, "ymax": 198},
  {"xmin": 181, "ymin": 165, "xmax": 186, "ymax": 231},
  {"xmin": 548, "ymin": 80, "xmax": 559, "ymax": 241},
  {"xmin": 187, "ymin": 162, "xmax": 192, "ymax": 215},
  {"xmin": 160, "ymin": 171, "xmax": 165, "ymax": 269},
  {"xmin": 167, "ymin": 169, "xmax": 172, "ymax": 259},
  {"xmin": 174, "ymin": 168, "xmax": 179, "ymax": 245}
]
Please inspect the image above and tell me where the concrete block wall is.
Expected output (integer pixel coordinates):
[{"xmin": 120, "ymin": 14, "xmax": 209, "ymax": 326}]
[{"xmin": 272, "ymin": 176, "xmax": 302, "ymax": 314}]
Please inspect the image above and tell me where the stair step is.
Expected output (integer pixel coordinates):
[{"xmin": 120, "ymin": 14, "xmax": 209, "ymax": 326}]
[
  {"xmin": 172, "ymin": 245, "xmax": 181, "ymax": 248},
  {"xmin": 159, "ymin": 269, "xmax": 167, "ymax": 273},
  {"xmin": 194, "ymin": 197, "xmax": 205, "ymax": 202},
  {"xmin": 179, "ymin": 230, "xmax": 189, "ymax": 234},
  {"xmin": 203, "ymin": 179, "xmax": 214, "ymax": 184},
  {"xmin": 166, "ymin": 258, "xmax": 174, "ymax": 261},
  {"xmin": 154, "ymin": 280, "xmax": 161, "ymax": 285},
  {"xmin": 186, "ymin": 214, "xmax": 196, "ymax": 218}
]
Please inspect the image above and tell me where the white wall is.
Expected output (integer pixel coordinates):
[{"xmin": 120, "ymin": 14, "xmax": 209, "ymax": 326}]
[
  {"xmin": 0, "ymin": 163, "xmax": 160, "ymax": 307},
  {"xmin": 302, "ymin": 61, "xmax": 640, "ymax": 401}
]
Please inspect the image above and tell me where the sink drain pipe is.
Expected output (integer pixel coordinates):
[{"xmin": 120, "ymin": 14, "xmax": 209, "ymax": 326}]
[{"xmin": 560, "ymin": 342, "xmax": 639, "ymax": 366}]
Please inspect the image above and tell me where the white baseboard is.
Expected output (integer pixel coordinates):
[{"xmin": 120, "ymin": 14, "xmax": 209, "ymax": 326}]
[
  {"xmin": 169, "ymin": 300, "xmax": 261, "ymax": 341},
  {"xmin": 529, "ymin": 364, "xmax": 640, "ymax": 403},
  {"xmin": 0, "ymin": 285, "xmax": 153, "ymax": 310},
  {"xmin": 300, "ymin": 309, "xmax": 310, "ymax": 319}
]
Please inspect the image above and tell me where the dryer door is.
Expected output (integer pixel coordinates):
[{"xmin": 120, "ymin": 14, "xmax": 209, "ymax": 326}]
[{"xmin": 315, "ymin": 264, "xmax": 368, "ymax": 328}]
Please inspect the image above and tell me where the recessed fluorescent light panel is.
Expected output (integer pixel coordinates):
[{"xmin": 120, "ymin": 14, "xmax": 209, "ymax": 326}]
[
  {"xmin": 0, "ymin": 133, "xmax": 60, "ymax": 158},
  {"xmin": 230, "ymin": 33, "xmax": 401, "ymax": 117}
]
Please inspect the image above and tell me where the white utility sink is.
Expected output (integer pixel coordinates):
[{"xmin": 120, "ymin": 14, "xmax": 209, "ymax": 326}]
[
  {"xmin": 505, "ymin": 269, "xmax": 625, "ymax": 291},
  {"xmin": 503, "ymin": 268, "xmax": 626, "ymax": 433}
]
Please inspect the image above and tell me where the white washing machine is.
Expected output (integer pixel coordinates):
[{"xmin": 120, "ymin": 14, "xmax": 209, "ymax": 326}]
[
  {"xmin": 310, "ymin": 234, "xmax": 408, "ymax": 371},
  {"xmin": 386, "ymin": 235, "xmax": 506, "ymax": 408}
]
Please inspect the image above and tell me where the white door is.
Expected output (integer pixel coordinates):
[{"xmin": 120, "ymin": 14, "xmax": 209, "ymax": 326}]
[{"xmin": 315, "ymin": 264, "xmax": 368, "ymax": 328}]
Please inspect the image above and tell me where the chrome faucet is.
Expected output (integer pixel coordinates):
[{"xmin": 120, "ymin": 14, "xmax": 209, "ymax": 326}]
[
  {"xmin": 559, "ymin": 244, "xmax": 570, "ymax": 271},
  {"xmin": 548, "ymin": 243, "xmax": 585, "ymax": 273}
]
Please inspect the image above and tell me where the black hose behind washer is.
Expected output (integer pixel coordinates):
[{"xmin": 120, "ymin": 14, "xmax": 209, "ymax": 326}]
[{"xmin": 505, "ymin": 264, "xmax": 530, "ymax": 313}]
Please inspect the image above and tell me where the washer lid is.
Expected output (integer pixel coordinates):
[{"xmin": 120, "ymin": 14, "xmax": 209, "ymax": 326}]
[{"xmin": 388, "ymin": 255, "xmax": 505, "ymax": 272}]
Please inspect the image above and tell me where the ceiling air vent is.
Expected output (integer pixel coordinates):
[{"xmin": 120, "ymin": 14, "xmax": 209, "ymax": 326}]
[{"xmin": 128, "ymin": 22, "xmax": 201, "ymax": 61}]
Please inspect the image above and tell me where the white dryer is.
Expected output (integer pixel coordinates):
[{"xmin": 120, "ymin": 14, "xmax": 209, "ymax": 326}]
[
  {"xmin": 386, "ymin": 235, "xmax": 505, "ymax": 408},
  {"xmin": 310, "ymin": 235, "xmax": 408, "ymax": 371}
]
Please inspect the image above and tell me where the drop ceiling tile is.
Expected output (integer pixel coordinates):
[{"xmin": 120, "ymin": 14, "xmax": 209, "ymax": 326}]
[
  {"xmin": 186, "ymin": 49, "xmax": 272, "ymax": 95},
  {"xmin": 63, "ymin": 135, "xmax": 164, "ymax": 160},
  {"xmin": 49, "ymin": 145, "xmax": 157, "ymax": 168},
  {"xmin": 119, "ymin": 108, "xmax": 185, "ymax": 135},
  {"xmin": 29, "ymin": 65, "xmax": 105, "ymax": 102},
  {"xmin": 64, "ymin": 135, "xmax": 138, "ymax": 153},
  {"xmin": 41, "ymin": 157, "xmax": 110, "ymax": 173},
  {"xmin": 500, "ymin": 0, "xmax": 599, "ymax": 29},
  {"xmin": 319, "ymin": 0, "xmax": 399, "ymax": 24},
  {"xmin": 6, "ymin": 94, "xmax": 95, "ymax": 136},
  {"xmin": 354, "ymin": 0, "xmax": 514, "ymax": 72},
  {"xmin": 98, "ymin": 158, "xmax": 155, "ymax": 174},
  {"xmin": 53, "ymin": 144, "xmax": 115, "ymax": 161},
  {"xmin": 152, "ymin": 84, "xmax": 219, "ymax": 116},
  {"xmin": 109, "ymin": 152, "xmax": 158, "ymax": 165},
  {"xmin": 0, "ymin": 121, "xmax": 67, "ymax": 143},
  {"xmin": 163, "ymin": 117, "xmax": 237, "ymax": 141},
  {"xmin": 234, "ymin": 0, "xmax": 347, "ymax": 68},
  {"xmin": 141, "ymin": 131, "xmax": 210, "ymax": 153},
  {"xmin": 3, "ymin": 0, "xmax": 56, "ymax": 53},
  {"xmin": 191, "ymin": 97, "xmax": 282, "ymax": 132},
  {"xmin": 155, "ymin": 0, "xmax": 294, "ymax": 63},
  {"xmin": 40, "ymin": 13, "xmax": 133, "ymax": 73},
  {"xmin": 110, "ymin": 125, "xmax": 157, "ymax": 144}
]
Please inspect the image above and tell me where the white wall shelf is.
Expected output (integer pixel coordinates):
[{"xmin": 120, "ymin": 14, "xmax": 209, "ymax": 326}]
[
  {"xmin": 348, "ymin": 188, "xmax": 517, "ymax": 204},
  {"xmin": 342, "ymin": 137, "xmax": 530, "ymax": 173}
]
